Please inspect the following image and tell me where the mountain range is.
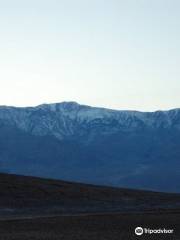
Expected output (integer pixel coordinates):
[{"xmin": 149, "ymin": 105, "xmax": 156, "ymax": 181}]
[{"xmin": 0, "ymin": 102, "xmax": 180, "ymax": 192}]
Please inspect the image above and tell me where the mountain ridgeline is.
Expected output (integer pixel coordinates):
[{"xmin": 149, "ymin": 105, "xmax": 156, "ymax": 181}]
[{"xmin": 0, "ymin": 102, "xmax": 180, "ymax": 192}]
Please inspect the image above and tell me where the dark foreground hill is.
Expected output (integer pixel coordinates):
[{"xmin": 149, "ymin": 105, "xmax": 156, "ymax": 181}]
[
  {"xmin": 0, "ymin": 173, "xmax": 180, "ymax": 240},
  {"xmin": 1, "ymin": 173, "xmax": 180, "ymax": 218}
]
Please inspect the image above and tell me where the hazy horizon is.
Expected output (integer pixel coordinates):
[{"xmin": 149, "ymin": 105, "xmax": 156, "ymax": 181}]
[{"xmin": 0, "ymin": 0, "xmax": 180, "ymax": 111}]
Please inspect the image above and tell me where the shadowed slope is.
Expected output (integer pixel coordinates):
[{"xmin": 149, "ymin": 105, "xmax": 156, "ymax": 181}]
[{"xmin": 0, "ymin": 173, "xmax": 180, "ymax": 218}]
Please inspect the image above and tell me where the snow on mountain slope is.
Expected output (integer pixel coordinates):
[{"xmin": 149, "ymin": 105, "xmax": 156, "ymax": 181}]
[{"xmin": 0, "ymin": 102, "xmax": 180, "ymax": 141}]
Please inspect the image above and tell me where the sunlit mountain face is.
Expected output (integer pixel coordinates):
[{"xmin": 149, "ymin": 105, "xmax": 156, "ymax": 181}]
[{"xmin": 0, "ymin": 102, "xmax": 180, "ymax": 192}]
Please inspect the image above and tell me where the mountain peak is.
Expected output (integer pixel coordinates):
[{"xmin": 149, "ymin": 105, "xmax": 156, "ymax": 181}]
[{"xmin": 36, "ymin": 101, "xmax": 87, "ymax": 112}]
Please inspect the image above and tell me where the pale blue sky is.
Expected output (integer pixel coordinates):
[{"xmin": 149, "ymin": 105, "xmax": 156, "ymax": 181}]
[{"xmin": 0, "ymin": 0, "xmax": 180, "ymax": 111}]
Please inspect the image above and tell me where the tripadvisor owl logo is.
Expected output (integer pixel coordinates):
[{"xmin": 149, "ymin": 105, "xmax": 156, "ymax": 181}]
[
  {"xmin": 135, "ymin": 226, "xmax": 174, "ymax": 235},
  {"xmin": 135, "ymin": 227, "xmax": 143, "ymax": 235}
]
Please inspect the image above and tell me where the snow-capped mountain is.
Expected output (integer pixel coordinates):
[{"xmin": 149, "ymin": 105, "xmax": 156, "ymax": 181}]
[
  {"xmin": 0, "ymin": 101, "xmax": 180, "ymax": 140},
  {"xmin": 0, "ymin": 102, "xmax": 180, "ymax": 192}
]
